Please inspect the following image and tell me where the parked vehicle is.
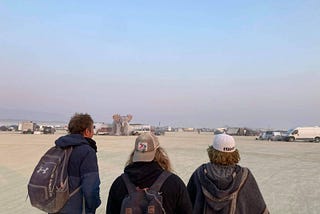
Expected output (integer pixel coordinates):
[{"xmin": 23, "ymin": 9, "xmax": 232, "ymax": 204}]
[
  {"xmin": 20, "ymin": 121, "xmax": 36, "ymax": 134},
  {"xmin": 130, "ymin": 124, "xmax": 151, "ymax": 135},
  {"xmin": 269, "ymin": 131, "xmax": 286, "ymax": 141},
  {"xmin": 256, "ymin": 131, "xmax": 285, "ymax": 141},
  {"xmin": 265, "ymin": 131, "xmax": 274, "ymax": 140},
  {"xmin": 256, "ymin": 131, "xmax": 276, "ymax": 141},
  {"xmin": 43, "ymin": 126, "xmax": 55, "ymax": 134},
  {"xmin": 283, "ymin": 127, "xmax": 320, "ymax": 142},
  {"xmin": 154, "ymin": 127, "xmax": 165, "ymax": 136},
  {"xmin": 93, "ymin": 123, "xmax": 112, "ymax": 135},
  {"xmin": 256, "ymin": 132, "xmax": 267, "ymax": 140}
]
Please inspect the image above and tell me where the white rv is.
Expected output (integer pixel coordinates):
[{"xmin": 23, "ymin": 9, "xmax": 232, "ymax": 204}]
[{"xmin": 284, "ymin": 126, "xmax": 320, "ymax": 142}]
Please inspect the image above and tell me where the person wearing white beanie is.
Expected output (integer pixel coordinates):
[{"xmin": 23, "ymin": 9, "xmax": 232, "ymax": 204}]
[{"xmin": 187, "ymin": 133, "xmax": 269, "ymax": 214}]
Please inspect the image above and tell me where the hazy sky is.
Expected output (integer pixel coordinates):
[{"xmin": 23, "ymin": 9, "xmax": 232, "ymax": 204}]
[{"xmin": 0, "ymin": 1, "xmax": 319, "ymax": 129}]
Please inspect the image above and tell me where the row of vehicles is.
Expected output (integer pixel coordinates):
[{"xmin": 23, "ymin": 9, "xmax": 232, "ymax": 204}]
[
  {"xmin": 256, "ymin": 126, "xmax": 320, "ymax": 143},
  {"xmin": 93, "ymin": 123, "xmax": 152, "ymax": 136},
  {"xmin": 18, "ymin": 121, "xmax": 56, "ymax": 134},
  {"xmin": 93, "ymin": 123, "xmax": 166, "ymax": 136}
]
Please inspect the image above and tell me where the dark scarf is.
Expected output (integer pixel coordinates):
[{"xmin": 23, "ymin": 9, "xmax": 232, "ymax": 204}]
[{"xmin": 85, "ymin": 137, "xmax": 97, "ymax": 152}]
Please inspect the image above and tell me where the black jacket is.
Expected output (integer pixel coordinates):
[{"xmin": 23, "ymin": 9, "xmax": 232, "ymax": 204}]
[
  {"xmin": 106, "ymin": 161, "xmax": 192, "ymax": 214},
  {"xmin": 55, "ymin": 134, "xmax": 101, "ymax": 214},
  {"xmin": 187, "ymin": 163, "xmax": 268, "ymax": 214}
]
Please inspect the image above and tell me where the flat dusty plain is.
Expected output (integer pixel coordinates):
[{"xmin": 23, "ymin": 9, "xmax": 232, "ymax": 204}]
[{"xmin": 0, "ymin": 131, "xmax": 320, "ymax": 214}]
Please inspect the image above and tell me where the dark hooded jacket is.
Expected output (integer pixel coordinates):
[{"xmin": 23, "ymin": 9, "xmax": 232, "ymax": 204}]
[
  {"xmin": 187, "ymin": 163, "xmax": 268, "ymax": 214},
  {"xmin": 106, "ymin": 161, "xmax": 192, "ymax": 214},
  {"xmin": 54, "ymin": 134, "xmax": 101, "ymax": 214}
]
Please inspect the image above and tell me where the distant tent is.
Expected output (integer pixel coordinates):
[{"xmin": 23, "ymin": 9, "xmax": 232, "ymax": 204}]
[
  {"xmin": 243, "ymin": 128, "xmax": 259, "ymax": 136},
  {"xmin": 0, "ymin": 126, "xmax": 8, "ymax": 131},
  {"xmin": 226, "ymin": 127, "xmax": 240, "ymax": 135},
  {"xmin": 214, "ymin": 128, "xmax": 225, "ymax": 135}
]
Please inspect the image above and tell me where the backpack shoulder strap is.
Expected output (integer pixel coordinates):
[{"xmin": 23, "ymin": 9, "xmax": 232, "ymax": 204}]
[
  {"xmin": 149, "ymin": 171, "xmax": 172, "ymax": 192},
  {"xmin": 121, "ymin": 173, "xmax": 137, "ymax": 194},
  {"xmin": 60, "ymin": 146, "xmax": 73, "ymax": 178},
  {"xmin": 61, "ymin": 146, "xmax": 81, "ymax": 197},
  {"xmin": 64, "ymin": 146, "xmax": 73, "ymax": 161}
]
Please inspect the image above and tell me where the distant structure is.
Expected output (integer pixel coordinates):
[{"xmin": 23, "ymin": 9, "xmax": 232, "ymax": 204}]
[
  {"xmin": 19, "ymin": 121, "xmax": 37, "ymax": 134},
  {"xmin": 112, "ymin": 114, "xmax": 133, "ymax": 136},
  {"xmin": 225, "ymin": 127, "xmax": 258, "ymax": 136}
]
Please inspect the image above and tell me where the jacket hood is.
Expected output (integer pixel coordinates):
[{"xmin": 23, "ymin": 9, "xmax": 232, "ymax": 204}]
[
  {"xmin": 55, "ymin": 134, "xmax": 89, "ymax": 148},
  {"xmin": 124, "ymin": 161, "xmax": 163, "ymax": 188},
  {"xmin": 199, "ymin": 163, "xmax": 243, "ymax": 197},
  {"xmin": 198, "ymin": 163, "xmax": 245, "ymax": 211}
]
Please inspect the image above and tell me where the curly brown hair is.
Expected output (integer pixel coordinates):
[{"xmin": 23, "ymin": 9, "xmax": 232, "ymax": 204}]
[
  {"xmin": 207, "ymin": 145, "xmax": 240, "ymax": 165},
  {"xmin": 68, "ymin": 113, "xmax": 94, "ymax": 134},
  {"xmin": 126, "ymin": 146, "xmax": 173, "ymax": 172}
]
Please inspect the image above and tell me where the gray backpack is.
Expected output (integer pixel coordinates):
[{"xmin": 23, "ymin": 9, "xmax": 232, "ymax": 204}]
[
  {"xmin": 120, "ymin": 171, "xmax": 171, "ymax": 214},
  {"xmin": 27, "ymin": 146, "xmax": 80, "ymax": 213}
]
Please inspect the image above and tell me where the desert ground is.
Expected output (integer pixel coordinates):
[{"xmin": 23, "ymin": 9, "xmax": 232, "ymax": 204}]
[{"xmin": 0, "ymin": 131, "xmax": 319, "ymax": 214}]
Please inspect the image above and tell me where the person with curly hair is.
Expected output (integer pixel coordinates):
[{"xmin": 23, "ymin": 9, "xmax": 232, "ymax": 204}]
[
  {"xmin": 53, "ymin": 113, "xmax": 101, "ymax": 213},
  {"xmin": 187, "ymin": 133, "xmax": 268, "ymax": 214}
]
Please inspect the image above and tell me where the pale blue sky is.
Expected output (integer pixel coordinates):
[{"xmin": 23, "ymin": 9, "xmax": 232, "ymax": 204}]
[{"xmin": 0, "ymin": 1, "xmax": 319, "ymax": 129}]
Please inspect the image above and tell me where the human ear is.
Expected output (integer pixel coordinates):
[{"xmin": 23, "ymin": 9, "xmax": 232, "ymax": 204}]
[{"xmin": 83, "ymin": 128, "xmax": 91, "ymax": 137}]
